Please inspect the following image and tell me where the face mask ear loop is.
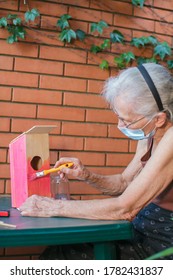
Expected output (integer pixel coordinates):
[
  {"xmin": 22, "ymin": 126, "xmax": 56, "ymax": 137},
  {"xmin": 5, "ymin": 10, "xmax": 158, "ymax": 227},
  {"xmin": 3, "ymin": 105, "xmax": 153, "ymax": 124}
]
[{"xmin": 137, "ymin": 64, "xmax": 164, "ymax": 112}]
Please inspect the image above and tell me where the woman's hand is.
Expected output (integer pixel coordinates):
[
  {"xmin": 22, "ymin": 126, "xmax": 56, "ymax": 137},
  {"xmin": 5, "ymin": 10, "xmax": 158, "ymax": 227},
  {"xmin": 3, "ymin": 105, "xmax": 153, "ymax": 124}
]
[
  {"xmin": 54, "ymin": 157, "xmax": 90, "ymax": 181},
  {"xmin": 19, "ymin": 195, "xmax": 61, "ymax": 217}
]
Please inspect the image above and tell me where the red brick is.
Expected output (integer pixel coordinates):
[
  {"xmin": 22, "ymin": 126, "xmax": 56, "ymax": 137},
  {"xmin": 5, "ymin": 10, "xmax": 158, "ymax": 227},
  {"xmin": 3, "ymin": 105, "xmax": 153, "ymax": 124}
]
[
  {"xmin": 111, "ymin": 43, "xmax": 153, "ymax": 59},
  {"xmin": 50, "ymin": 135, "xmax": 84, "ymax": 150},
  {"xmin": 89, "ymin": 166, "xmax": 125, "ymax": 175},
  {"xmin": 107, "ymin": 153, "xmax": 134, "ymax": 167},
  {"xmin": 0, "ymin": 29, "xmax": 8, "ymax": 39},
  {"xmin": 0, "ymin": 180, "xmax": 5, "ymax": 194},
  {"xmin": 87, "ymin": 80, "xmax": 104, "ymax": 94},
  {"xmin": 0, "ymin": 71, "xmax": 38, "ymax": 87},
  {"xmin": 70, "ymin": 181, "xmax": 101, "ymax": 194},
  {"xmin": 65, "ymin": 63, "xmax": 109, "ymax": 80},
  {"xmin": 11, "ymin": 119, "xmax": 60, "ymax": 135},
  {"xmin": 0, "ymin": 0, "xmax": 18, "ymax": 10},
  {"xmin": 40, "ymin": 45, "xmax": 87, "ymax": 63},
  {"xmin": 5, "ymin": 179, "xmax": 11, "ymax": 194},
  {"xmin": 14, "ymin": 58, "xmax": 63, "ymax": 75},
  {"xmin": 90, "ymin": 0, "xmax": 133, "ymax": 15},
  {"xmin": 0, "ymin": 148, "xmax": 7, "ymax": 162},
  {"xmin": 62, "ymin": 122, "xmax": 107, "ymax": 137},
  {"xmin": 1, "ymin": 102, "xmax": 36, "ymax": 118},
  {"xmin": 129, "ymin": 140, "xmax": 137, "ymax": 153},
  {"xmin": 0, "ymin": 118, "xmax": 10, "ymax": 132},
  {"xmin": 38, "ymin": 105, "xmax": 85, "ymax": 121},
  {"xmin": 25, "ymin": 29, "xmax": 64, "ymax": 46},
  {"xmin": 0, "ymin": 41, "xmax": 38, "ymax": 57},
  {"xmin": 0, "ymin": 87, "xmax": 12, "ymax": 100},
  {"xmin": 153, "ymin": 0, "xmax": 173, "ymax": 9},
  {"xmin": 54, "ymin": 0, "xmax": 89, "ymax": 7},
  {"xmin": 13, "ymin": 88, "xmax": 62, "ymax": 105},
  {"xmin": 40, "ymin": 75, "xmax": 87, "ymax": 92},
  {"xmin": 59, "ymin": 151, "xmax": 105, "ymax": 166},
  {"xmin": 134, "ymin": 6, "xmax": 173, "ymax": 22},
  {"xmin": 0, "ymin": 56, "xmax": 14, "ymax": 70},
  {"xmin": 85, "ymin": 138, "xmax": 128, "ymax": 152},
  {"xmin": 0, "ymin": 164, "xmax": 10, "ymax": 178},
  {"xmin": 0, "ymin": 133, "xmax": 18, "ymax": 148},
  {"xmin": 87, "ymin": 51, "xmax": 117, "ymax": 66},
  {"xmin": 20, "ymin": 0, "xmax": 68, "ymax": 17},
  {"xmin": 108, "ymin": 124, "xmax": 126, "ymax": 139},
  {"xmin": 86, "ymin": 109, "xmax": 117, "ymax": 123},
  {"xmin": 155, "ymin": 21, "xmax": 173, "ymax": 36},
  {"xmin": 41, "ymin": 16, "xmax": 88, "ymax": 33},
  {"xmin": 69, "ymin": 6, "xmax": 113, "ymax": 24},
  {"xmin": 64, "ymin": 92, "xmax": 107, "ymax": 108},
  {"xmin": 114, "ymin": 15, "xmax": 154, "ymax": 32}
]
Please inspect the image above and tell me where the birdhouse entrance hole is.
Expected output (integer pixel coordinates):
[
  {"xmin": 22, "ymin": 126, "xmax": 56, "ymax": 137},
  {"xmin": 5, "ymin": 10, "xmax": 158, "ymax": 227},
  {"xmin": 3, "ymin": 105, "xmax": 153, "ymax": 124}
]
[{"xmin": 30, "ymin": 156, "xmax": 43, "ymax": 170}]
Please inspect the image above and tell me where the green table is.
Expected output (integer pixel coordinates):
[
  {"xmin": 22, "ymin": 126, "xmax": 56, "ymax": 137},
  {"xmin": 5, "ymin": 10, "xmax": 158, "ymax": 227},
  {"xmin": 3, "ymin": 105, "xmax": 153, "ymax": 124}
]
[{"xmin": 0, "ymin": 196, "xmax": 133, "ymax": 259}]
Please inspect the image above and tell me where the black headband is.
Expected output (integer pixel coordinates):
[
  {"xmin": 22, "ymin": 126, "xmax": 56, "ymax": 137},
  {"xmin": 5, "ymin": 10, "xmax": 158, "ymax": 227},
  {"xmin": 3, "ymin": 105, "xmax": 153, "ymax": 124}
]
[{"xmin": 137, "ymin": 64, "xmax": 164, "ymax": 111}]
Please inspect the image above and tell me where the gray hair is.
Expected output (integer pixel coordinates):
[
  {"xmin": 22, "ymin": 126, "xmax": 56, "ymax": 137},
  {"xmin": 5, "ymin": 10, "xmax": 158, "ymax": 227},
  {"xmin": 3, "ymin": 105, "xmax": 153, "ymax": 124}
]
[{"xmin": 102, "ymin": 63, "xmax": 173, "ymax": 121}]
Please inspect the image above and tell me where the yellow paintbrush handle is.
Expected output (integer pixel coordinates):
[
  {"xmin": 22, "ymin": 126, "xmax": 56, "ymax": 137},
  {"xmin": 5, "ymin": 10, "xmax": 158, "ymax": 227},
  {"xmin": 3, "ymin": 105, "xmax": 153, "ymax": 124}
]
[{"xmin": 43, "ymin": 162, "xmax": 73, "ymax": 176}]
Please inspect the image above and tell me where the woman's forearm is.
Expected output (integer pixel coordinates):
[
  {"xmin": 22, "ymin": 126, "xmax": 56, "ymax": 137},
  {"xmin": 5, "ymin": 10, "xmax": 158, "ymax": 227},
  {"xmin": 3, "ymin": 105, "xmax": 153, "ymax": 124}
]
[{"xmin": 84, "ymin": 170, "xmax": 127, "ymax": 196}]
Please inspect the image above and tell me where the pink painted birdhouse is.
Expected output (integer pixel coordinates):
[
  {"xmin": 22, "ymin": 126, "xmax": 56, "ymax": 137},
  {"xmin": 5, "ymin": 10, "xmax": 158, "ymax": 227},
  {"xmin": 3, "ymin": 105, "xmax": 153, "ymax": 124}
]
[{"xmin": 9, "ymin": 125, "xmax": 56, "ymax": 208}]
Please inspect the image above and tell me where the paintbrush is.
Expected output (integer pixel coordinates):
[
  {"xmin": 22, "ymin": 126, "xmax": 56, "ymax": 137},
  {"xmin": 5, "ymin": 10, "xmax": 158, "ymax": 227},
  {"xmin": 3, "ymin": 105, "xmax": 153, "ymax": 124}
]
[{"xmin": 29, "ymin": 162, "xmax": 73, "ymax": 181}]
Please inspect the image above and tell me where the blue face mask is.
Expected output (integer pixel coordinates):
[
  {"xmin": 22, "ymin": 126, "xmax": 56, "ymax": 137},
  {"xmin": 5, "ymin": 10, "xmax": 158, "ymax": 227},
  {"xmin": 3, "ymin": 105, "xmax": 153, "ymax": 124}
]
[{"xmin": 118, "ymin": 118, "xmax": 156, "ymax": 140}]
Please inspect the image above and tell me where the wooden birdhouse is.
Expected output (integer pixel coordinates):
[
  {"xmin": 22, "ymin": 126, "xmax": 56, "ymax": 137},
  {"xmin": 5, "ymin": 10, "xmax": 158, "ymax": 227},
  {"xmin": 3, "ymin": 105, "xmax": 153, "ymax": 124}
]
[{"xmin": 9, "ymin": 125, "xmax": 56, "ymax": 208}]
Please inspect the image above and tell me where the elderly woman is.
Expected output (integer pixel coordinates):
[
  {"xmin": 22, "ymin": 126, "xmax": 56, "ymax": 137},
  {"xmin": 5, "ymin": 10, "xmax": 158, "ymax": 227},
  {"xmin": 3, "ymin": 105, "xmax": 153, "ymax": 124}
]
[{"xmin": 20, "ymin": 63, "xmax": 173, "ymax": 259}]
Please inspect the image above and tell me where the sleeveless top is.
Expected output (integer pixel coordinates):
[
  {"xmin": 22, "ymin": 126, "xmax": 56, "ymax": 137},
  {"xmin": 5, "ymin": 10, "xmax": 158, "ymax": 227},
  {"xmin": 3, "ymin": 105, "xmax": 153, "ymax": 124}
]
[{"xmin": 140, "ymin": 138, "xmax": 173, "ymax": 211}]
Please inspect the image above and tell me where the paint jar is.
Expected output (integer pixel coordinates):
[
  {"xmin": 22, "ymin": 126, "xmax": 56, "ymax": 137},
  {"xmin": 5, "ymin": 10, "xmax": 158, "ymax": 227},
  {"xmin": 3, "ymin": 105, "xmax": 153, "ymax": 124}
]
[{"xmin": 50, "ymin": 174, "xmax": 70, "ymax": 200}]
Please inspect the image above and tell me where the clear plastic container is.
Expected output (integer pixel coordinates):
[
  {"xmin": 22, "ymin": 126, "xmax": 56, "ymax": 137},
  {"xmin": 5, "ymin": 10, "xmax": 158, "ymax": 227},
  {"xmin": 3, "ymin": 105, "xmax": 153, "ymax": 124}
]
[{"xmin": 50, "ymin": 174, "xmax": 70, "ymax": 200}]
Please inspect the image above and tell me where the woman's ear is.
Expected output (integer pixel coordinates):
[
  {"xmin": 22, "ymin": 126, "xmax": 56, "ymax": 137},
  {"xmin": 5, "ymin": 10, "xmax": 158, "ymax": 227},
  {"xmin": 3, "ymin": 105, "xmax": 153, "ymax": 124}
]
[{"xmin": 155, "ymin": 112, "xmax": 167, "ymax": 127}]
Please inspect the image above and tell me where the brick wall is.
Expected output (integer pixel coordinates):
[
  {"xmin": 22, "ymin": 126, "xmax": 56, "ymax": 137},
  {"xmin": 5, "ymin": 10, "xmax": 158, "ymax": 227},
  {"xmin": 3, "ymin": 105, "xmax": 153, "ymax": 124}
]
[{"xmin": 0, "ymin": 0, "xmax": 173, "ymax": 259}]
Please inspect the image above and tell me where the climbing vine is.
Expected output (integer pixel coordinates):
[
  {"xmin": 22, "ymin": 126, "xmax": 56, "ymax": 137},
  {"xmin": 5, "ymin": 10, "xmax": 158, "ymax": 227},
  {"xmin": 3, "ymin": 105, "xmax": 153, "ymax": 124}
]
[{"xmin": 0, "ymin": 0, "xmax": 173, "ymax": 69}]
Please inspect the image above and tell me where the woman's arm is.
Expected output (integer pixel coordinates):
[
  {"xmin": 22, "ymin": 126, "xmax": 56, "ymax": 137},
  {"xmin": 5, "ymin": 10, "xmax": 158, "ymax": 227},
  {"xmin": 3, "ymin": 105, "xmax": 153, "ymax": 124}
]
[
  {"xmin": 20, "ymin": 128, "xmax": 173, "ymax": 220},
  {"xmin": 54, "ymin": 140, "xmax": 147, "ymax": 196}
]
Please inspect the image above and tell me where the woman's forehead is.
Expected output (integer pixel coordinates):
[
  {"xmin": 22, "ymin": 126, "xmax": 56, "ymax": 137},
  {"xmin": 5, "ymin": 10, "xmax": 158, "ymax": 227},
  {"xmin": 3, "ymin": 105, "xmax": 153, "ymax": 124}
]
[{"xmin": 113, "ymin": 96, "xmax": 136, "ymax": 118}]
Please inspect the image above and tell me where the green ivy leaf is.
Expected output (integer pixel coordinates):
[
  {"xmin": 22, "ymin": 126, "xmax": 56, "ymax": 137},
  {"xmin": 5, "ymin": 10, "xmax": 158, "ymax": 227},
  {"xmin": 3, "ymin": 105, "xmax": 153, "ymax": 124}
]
[
  {"xmin": 114, "ymin": 52, "xmax": 135, "ymax": 68},
  {"xmin": 146, "ymin": 36, "xmax": 158, "ymax": 46},
  {"xmin": 56, "ymin": 14, "xmax": 72, "ymax": 30},
  {"xmin": 76, "ymin": 29, "xmax": 86, "ymax": 41},
  {"xmin": 114, "ymin": 56, "xmax": 125, "ymax": 69},
  {"xmin": 154, "ymin": 42, "xmax": 171, "ymax": 60},
  {"xmin": 0, "ymin": 17, "xmax": 8, "ymax": 27},
  {"xmin": 90, "ymin": 44, "xmax": 102, "ymax": 53},
  {"xmin": 131, "ymin": 37, "xmax": 145, "ymax": 47},
  {"xmin": 110, "ymin": 30, "xmax": 124, "ymax": 43},
  {"xmin": 59, "ymin": 29, "xmax": 76, "ymax": 43},
  {"xmin": 167, "ymin": 60, "xmax": 173, "ymax": 69},
  {"xmin": 131, "ymin": 36, "xmax": 158, "ymax": 47},
  {"xmin": 25, "ymin": 8, "xmax": 40, "ymax": 22},
  {"xmin": 6, "ymin": 25, "xmax": 26, "ymax": 43},
  {"xmin": 90, "ymin": 20, "xmax": 108, "ymax": 34},
  {"xmin": 100, "ymin": 39, "xmax": 110, "ymax": 50},
  {"xmin": 122, "ymin": 51, "xmax": 135, "ymax": 63},
  {"xmin": 15, "ymin": 26, "xmax": 26, "ymax": 39},
  {"xmin": 7, "ymin": 35, "xmax": 15, "ymax": 44},
  {"xmin": 7, "ymin": 14, "xmax": 17, "ymax": 20},
  {"xmin": 132, "ymin": 0, "xmax": 145, "ymax": 8},
  {"xmin": 13, "ymin": 17, "xmax": 22, "ymax": 26},
  {"xmin": 100, "ymin": 59, "xmax": 109, "ymax": 70}
]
